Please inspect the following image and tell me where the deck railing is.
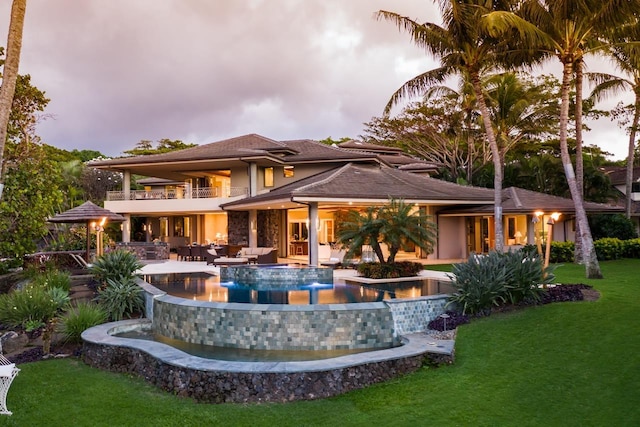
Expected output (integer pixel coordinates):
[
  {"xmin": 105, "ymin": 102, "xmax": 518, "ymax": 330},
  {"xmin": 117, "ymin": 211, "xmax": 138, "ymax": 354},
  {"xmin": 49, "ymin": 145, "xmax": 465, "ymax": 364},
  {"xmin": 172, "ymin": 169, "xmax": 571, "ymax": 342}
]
[{"xmin": 106, "ymin": 187, "xmax": 248, "ymax": 201}]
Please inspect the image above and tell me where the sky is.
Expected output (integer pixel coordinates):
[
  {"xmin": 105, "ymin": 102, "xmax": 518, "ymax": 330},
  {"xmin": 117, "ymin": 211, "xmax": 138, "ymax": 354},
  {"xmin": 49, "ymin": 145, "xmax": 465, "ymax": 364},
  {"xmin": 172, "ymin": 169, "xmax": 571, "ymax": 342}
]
[{"xmin": 0, "ymin": 0, "xmax": 632, "ymax": 159}]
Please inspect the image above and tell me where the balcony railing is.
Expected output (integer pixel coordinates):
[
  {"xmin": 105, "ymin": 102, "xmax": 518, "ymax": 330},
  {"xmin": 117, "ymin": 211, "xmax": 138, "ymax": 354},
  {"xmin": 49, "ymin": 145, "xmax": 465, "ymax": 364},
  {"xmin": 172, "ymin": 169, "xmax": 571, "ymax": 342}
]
[{"xmin": 106, "ymin": 187, "xmax": 248, "ymax": 201}]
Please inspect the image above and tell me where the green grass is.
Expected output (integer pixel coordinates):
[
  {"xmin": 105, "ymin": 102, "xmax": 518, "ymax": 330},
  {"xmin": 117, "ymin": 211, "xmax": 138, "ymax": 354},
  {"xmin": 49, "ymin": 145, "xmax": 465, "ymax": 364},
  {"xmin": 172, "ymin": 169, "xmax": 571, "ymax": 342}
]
[{"xmin": 3, "ymin": 260, "xmax": 640, "ymax": 426}]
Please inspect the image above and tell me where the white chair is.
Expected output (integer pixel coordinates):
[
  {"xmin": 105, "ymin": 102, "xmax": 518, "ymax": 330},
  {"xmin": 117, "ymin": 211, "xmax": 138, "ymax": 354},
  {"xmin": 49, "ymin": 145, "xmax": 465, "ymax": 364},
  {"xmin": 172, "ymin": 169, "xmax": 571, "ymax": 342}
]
[{"xmin": 0, "ymin": 343, "xmax": 19, "ymax": 416}]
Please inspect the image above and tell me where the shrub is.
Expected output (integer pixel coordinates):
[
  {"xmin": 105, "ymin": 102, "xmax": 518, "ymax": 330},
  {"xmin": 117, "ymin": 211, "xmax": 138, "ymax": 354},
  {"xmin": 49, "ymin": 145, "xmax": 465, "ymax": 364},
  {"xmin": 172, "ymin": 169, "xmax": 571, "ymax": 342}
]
[
  {"xmin": 447, "ymin": 249, "xmax": 555, "ymax": 315},
  {"xmin": 0, "ymin": 285, "xmax": 68, "ymax": 329},
  {"xmin": 504, "ymin": 250, "xmax": 554, "ymax": 305},
  {"xmin": 58, "ymin": 302, "xmax": 108, "ymax": 343},
  {"xmin": 589, "ymin": 213, "xmax": 637, "ymax": 240},
  {"xmin": 447, "ymin": 253, "xmax": 510, "ymax": 315},
  {"xmin": 97, "ymin": 277, "xmax": 145, "ymax": 321},
  {"xmin": 550, "ymin": 241, "xmax": 574, "ymax": 263},
  {"xmin": 90, "ymin": 249, "xmax": 143, "ymax": 288},
  {"xmin": 356, "ymin": 261, "xmax": 423, "ymax": 279},
  {"xmin": 594, "ymin": 237, "xmax": 625, "ymax": 261},
  {"xmin": 29, "ymin": 269, "xmax": 71, "ymax": 292},
  {"xmin": 623, "ymin": 238, "xmax": 640, "ymax": 258}
]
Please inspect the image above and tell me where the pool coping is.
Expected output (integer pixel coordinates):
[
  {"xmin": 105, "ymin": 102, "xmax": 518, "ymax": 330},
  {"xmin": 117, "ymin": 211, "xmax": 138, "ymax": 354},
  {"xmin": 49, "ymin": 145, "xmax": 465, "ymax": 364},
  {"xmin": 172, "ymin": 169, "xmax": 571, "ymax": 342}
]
[{"xmin": 81, "ymin": 318, "xmax": 454, "ymax": 374}]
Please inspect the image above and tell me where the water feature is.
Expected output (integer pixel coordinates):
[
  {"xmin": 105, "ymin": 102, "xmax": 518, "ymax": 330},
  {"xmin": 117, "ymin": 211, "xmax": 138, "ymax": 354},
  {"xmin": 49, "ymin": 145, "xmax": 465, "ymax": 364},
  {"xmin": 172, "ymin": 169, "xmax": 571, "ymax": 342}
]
[{"xmin": 82, "ymin": 264, "xmax": 454, "ymax": 402}]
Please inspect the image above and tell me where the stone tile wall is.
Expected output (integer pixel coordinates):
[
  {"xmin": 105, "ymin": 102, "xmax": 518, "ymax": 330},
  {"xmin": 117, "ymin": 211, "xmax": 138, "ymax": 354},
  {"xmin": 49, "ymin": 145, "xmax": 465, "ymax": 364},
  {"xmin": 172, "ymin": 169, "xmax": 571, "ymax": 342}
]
[
  {"xmin": 152, "ymin": 296, "xmax": 397, "ymax": 351},
  {"xmin": 220, "ymin": 265, "xmax": 333, "ymax": 287},
  {"xmin": 385, "ymin": 295, "xmax": 449, "ymax": 335}
]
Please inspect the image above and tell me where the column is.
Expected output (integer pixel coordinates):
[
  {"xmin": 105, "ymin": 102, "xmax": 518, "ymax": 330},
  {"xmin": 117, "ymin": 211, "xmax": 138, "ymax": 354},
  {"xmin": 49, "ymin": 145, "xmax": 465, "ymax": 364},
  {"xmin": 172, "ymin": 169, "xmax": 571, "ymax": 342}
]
[
  {"xmin": 249, "ymin": 210, "xmax": 257, "ymax": 248},
  {"xmin": 308, "ymin": 202, "xmax": 319, "ymax": 267}
]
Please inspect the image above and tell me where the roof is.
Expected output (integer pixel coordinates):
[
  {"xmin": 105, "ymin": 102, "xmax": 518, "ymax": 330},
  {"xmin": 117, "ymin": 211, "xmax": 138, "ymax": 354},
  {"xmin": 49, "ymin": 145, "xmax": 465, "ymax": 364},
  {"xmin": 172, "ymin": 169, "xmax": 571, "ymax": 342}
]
[
  {"xmin": 439, "ymin": 187, "xmax": 624, "ymax": 215},
  {"xmin": 602, "ymin": 166, "xmax": 640, "ymax": 186},
  {"xmin": 88, "ymin": 134, "xmax": 382, "ymax": 180},
  {"xmin": 221, "ymin": 163, "xmax": 495, "ymax": 210},
  {"xmin": 48, "ymin": 201, "xmax": 126, "ymax": 223}
]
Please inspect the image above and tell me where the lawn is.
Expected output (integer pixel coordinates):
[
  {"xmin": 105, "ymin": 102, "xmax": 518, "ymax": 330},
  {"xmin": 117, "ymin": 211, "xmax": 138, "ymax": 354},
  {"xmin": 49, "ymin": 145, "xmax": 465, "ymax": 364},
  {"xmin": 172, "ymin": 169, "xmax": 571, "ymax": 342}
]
[{"xmin": 3, "ymin": 260, "xmax": 639, "ymax": 426}]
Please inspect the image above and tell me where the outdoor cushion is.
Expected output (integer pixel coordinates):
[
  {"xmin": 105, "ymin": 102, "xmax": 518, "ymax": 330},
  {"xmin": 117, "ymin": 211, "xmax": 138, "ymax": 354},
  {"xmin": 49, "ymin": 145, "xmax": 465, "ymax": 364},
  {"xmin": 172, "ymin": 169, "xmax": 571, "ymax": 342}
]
[
  {"xmin": 207, "ymin": 248, "xmax": 217, "ymax": 256},
  {"xmin": 0, "ymin": 363, "xmax": 15, "ymax": 378}
]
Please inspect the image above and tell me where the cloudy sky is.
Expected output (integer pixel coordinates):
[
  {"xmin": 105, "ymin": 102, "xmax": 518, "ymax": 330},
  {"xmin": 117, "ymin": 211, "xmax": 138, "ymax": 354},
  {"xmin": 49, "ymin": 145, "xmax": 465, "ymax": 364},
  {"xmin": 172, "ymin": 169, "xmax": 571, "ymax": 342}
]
[{"xmin": 0, "ymin": 0, "xmax": 630, "ymax": 159}]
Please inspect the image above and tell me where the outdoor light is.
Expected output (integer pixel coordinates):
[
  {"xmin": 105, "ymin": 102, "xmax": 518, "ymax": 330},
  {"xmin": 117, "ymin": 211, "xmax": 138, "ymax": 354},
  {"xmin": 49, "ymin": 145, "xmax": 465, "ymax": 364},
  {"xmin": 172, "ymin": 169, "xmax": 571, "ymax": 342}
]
[
  {"xmin": 544, "ymin": 212, "xmax": 561, "ymax": 268},
  {"xmin": 532, "ymin": 212, "xmax": 544, "ymax": 255}
]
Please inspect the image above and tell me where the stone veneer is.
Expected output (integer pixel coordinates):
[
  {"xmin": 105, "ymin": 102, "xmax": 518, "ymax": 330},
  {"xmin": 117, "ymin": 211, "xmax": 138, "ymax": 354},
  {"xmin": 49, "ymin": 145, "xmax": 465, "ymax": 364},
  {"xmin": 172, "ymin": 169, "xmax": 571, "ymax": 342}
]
[
  {"xmin": 386, "ymin": 295, "xmax": 449, "ymax": 335},
  {"xmin": 152, "ymin": 296, "xmax": 397, "ymax": 351},
  {"xmin": 81, "ymin": 320, "xmax": 435, "ymax": 404},
  {"xmin": 116, "ymin": 242, "xmax": 170, "ymax": 260},
  {"xmin": 219, "ymin": 264, "xmax": 333, "ymax": 287}
]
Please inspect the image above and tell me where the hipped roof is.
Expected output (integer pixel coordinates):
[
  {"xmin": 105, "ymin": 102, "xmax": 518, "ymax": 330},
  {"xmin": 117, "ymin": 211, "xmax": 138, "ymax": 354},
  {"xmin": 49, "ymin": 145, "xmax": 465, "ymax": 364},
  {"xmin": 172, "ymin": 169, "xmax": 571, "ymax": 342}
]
[{"xmin": 222, "ymin": 163, "xmax": 494, "ymax": 210}]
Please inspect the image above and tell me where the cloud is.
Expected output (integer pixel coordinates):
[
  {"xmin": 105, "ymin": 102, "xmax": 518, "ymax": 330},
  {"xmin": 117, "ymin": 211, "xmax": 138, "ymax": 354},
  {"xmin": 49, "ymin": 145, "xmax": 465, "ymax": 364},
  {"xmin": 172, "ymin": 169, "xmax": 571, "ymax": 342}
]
[{"xmin": 0, "ymin": 0, "xmax": 628, "ymax": 160}]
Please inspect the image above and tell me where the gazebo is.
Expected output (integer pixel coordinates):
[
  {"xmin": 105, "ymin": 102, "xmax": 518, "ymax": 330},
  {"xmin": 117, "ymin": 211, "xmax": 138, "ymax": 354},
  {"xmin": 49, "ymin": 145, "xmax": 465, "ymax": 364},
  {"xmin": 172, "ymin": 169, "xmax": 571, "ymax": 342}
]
[{"xmin": 48, "ymin": 201, "xmax": 126, "ymax": 261}]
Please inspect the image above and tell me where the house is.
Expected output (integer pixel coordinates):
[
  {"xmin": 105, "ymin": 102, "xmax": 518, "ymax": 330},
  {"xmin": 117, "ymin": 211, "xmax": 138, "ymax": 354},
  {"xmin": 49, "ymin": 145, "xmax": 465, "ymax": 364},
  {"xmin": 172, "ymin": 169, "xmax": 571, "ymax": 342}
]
[{"xmin": 90, "ymin": 134, "xmax": 622, "ymax": 264}]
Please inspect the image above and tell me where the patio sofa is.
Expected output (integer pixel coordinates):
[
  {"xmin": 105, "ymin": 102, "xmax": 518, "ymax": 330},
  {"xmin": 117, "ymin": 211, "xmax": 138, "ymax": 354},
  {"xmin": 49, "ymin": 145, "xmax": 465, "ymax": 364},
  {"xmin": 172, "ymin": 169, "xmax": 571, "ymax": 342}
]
[{"xmin": 238, "ymin": 247, "xmax": 278, "ymax": 264}]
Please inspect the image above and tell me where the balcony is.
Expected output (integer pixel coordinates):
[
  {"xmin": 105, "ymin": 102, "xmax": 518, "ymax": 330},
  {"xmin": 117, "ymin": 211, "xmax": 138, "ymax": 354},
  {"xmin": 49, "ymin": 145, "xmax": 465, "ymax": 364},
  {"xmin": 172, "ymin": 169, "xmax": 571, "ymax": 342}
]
[
  {"xmin": 104, "ymin": 186, "xmax": 249, "ymax": 215},
  {"xmin": 106, "ymin": 187, "xmax": 248, "ymax": 201}
]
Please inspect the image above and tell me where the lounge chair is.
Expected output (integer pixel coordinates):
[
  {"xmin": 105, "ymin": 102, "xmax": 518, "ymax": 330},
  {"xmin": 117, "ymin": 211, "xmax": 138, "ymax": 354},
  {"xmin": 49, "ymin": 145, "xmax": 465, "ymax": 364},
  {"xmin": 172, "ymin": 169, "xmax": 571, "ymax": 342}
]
[
  {"xmin": 320, "ymin": 249, "xmax": 346, "ymax": 268},
  {"xmin": 205, "ymin": 248, "xmax": 221, "ymax": 265},
  {"xmin": 70, "ymin": 253, "xmax": 93, "ymax": 269}
]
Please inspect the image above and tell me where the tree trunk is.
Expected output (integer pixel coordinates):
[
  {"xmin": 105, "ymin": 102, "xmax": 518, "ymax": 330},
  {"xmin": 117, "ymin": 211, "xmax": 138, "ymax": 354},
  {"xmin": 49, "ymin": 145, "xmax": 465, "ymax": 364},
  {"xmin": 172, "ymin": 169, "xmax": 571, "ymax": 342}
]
[
  {"xmin": 471, "ymin": 73, "xmax": 504, "ymax": 252},
  {"xmin": 625, "ymin": 94, "xmax": 640, "ymax": 219},
  {"xmin": 560, "ymin": 61, "xmax": 602, "ymax": 279},
  {"xmin": 574, "ymin": 60, "xmax": 584, "ymax": 264},
  {"xmin": 0, "ymin": 0, "xmax": 27, "ymax": 200}
]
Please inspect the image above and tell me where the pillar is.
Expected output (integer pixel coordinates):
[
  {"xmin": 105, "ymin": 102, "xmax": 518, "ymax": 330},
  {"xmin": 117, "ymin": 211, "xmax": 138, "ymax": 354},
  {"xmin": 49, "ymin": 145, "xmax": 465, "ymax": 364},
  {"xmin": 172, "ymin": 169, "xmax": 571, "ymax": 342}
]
[{"xmin": 308, "ymin": 202, "xmax": 319, "ymax": 267}]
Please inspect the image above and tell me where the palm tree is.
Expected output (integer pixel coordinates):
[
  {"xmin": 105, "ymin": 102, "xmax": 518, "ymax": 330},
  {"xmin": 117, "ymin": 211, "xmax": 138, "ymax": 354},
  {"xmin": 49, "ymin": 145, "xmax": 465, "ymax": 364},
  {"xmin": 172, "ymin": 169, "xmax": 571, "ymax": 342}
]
[
  {"xmin": 337, "ymin": 199, "xmax": 437, "ymax": 264},
  {"xmin": 0, "ymin": 0, "xmax": 27, "ymax": 200},
  {"xmin": 588, "ymin": 45, "xmax": 640, "ymax": 219},
  {"xmin": 484, "ymin": 0, "xmax": 640, "ymax": 278},
  {"xmin": 376, "ymin": 0, "xmax": 517, "ymax": 252}
]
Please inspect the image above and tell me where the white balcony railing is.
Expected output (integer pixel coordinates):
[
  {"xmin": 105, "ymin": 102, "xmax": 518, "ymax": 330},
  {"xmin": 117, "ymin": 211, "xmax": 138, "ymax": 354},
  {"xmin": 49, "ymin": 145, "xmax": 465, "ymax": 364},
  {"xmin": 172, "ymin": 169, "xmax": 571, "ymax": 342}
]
[{"xmin": 106, "ymin": 187, "xmax": 248, "ymax": 201}]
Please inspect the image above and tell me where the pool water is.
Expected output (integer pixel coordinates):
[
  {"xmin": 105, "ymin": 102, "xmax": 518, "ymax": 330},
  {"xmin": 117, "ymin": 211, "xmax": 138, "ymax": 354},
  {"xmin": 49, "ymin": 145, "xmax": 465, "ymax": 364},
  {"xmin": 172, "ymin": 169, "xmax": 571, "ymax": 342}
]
[
  {"xmin": 142, "ymin": 272, "xmax": 454, "ymax": 304},
  {"xmin": 116, "ymin": 329, "xmax": 380, "ymax": 362}
]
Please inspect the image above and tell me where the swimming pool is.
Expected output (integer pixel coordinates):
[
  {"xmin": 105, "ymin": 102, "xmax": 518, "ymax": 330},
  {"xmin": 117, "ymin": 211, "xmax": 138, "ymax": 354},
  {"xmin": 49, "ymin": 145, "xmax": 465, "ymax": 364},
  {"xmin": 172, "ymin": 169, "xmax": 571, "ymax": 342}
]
[{"xmin": 142, "ymin": 272, "xmax": 455, "ymax": 304}]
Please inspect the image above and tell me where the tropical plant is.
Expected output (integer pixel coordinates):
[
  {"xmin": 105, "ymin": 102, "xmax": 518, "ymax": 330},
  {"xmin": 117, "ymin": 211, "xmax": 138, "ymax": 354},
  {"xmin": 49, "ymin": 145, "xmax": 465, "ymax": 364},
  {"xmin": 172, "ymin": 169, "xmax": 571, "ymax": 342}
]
[
  {"xmin": 447, "ymin": 248, "xmax": 555, "ymax": 315},
  {"xmin": 337, "ymin": 198, "xmax": 437, "ymax": 264},
  {"xmin": 484, "ymin": 0, "xmax": 640, "ymax": 278},
  {"xmin": 29, "ymin": 269, "xmax": 71, "ymax": 292},
  {"xmin": 57, "ymin": 302, "xmax": 107, "ymax": 343},
  {"xmin": 356, "ymin": 261, "xmax": 423, "ymax": 279},
  {"xmin": 97, "ymin": 277, "xmax": 144, "ymax": 321},
  {"xmin": 447, "ymin": 253, "xmax": 510, "ymax": 315},
  {"xmin": 0, "ymin": 284, "xmax": 68, "ymax": 330},
  {"xmin": 89, "ymin": 249, "xmax": 143, "ymax": 288},
  {"xmin": 376, "ymin": 0, "xmax": 520, "ymax": 252},
  {"xmin": 588, "ymin": 36, "xmax": 640, "ymax": 219}
]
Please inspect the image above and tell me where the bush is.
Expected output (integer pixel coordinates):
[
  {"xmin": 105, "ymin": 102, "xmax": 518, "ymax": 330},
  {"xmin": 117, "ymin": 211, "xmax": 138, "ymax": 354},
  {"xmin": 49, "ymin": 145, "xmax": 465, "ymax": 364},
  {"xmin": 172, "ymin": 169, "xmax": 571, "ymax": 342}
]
[
  {"xmin": 589, "ymin": 214, "xmax": 637, "ymax": 240},
  {"xmin": 594, "ymin": 237, "xmax": 625, "ymax": 261},
  {"xmin": 447, "ymin": 249, "xmax": 555, "ymax": 315},
  {"xmin": 623, "ymin": 238, "xmax": 640, "ymax": 258},
  {"xmin": 550, "ymin": 241, "xmax": 575, "ymax": 263},
  {"xmin": 356, "ymin": 261, "xmax": 423, "ymax": 279},
  {"xmin": 58, "ymin": 302, "xmax": 107, "ymax": 343},
  {"xmin": 29, "ymin": 269, "xmax": 71, "ymax": 292},
  {"xmin": 447, "ymin": 253, "xmax": 510, "ymax": 315},
  {"xmin": 0, "ymin": 285, "xmax": 68, "ymax": 329},
  {"xmin": 97, "ymin": 277, "xmax": 144, "ymax": 321},
  {"xmin": 90, "ymin": 249, "xmax": 143, "ymax": 288}
]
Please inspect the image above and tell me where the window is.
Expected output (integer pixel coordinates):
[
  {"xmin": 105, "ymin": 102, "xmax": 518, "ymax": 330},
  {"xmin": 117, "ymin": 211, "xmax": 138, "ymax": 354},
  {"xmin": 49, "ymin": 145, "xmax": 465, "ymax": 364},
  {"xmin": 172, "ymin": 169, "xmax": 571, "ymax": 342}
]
[
  {"xmin": 264, "ymin": 167, "xmax": 274, "ymax": 187},
  {"xmin": 284, "ymin": 166, "xmax": 294, "ymax": 178},
  {"xmin": 632, "ymin": 182, "xmax": 640, "ymax": 193}
]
